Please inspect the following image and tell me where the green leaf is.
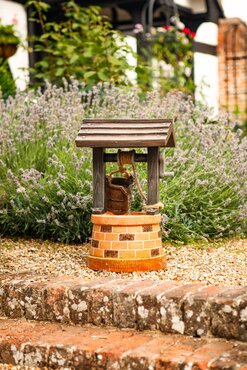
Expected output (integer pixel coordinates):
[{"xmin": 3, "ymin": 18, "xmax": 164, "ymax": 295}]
[
  {"xmin": 55, "ymin": 68, "xmax": 64, "ymax": 77},
  {"xmin": 70, "ymin": 54, "xmax": 79, "ymax": 64},
  {"xmin": 83, "ymin": 50, "xmax": 92, "ymax": 58},
  {"xmin": 37, "ymin": 60, "xmax": 49, "ymax": 69},
  {"xmin": 97, "ymin": 71, "xmax": 108, "ymax": 81},
  {"xmin": 84, "ymin": 71, "xmax": 96, "ymax": 79},
  {"xmin": 108, "ymin": 55, "xmax": 121, "ymax": 65}
]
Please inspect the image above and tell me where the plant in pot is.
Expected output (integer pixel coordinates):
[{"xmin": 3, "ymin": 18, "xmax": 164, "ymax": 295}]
[
  {"xmin": 135, "ymin": 16, "xmax": 196, "ymax": 94},
  {"xmin": 0, "ymin": 22, "xmax": 20, "ymax": 58}
]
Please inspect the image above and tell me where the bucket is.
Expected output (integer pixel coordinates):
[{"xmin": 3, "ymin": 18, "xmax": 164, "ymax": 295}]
[{"xmin": 105, "ymin": 174, "xmax": 133, "ymax": 215}]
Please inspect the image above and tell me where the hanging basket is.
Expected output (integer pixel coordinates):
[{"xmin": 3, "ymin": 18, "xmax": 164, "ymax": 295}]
[{"xmin": 0, "ymin": 43, "xmax": 18, "ymax": 58}]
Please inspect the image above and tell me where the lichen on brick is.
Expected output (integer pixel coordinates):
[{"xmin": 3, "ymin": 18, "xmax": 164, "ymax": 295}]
[
  {"xmin": 240, "ymin": 307, "xmax": 247, "ymax": 322},
  {"xmin": 138, "ymin": 305, "xmax": 149, "ymax": 319},
  {"xmin": 171, "ymin": 315, "xmax": 185, "ymax": 334}
]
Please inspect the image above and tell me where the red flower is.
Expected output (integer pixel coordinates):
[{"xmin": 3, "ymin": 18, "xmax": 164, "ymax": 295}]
[
  {"xmin": 163, "ymin": 25, "xmax": 170, "ymax": 30},
  {"xmin": 182, "ymin": 27, "xmax": 191, "ymax": 35},
  {"xmin": 190, "ymin": 31, "xmax": 196, "ymax": 38}
]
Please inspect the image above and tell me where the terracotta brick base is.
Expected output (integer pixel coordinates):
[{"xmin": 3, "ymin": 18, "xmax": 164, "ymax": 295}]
[{"xmin": 88, "ymin": 212, "xmax": 166, "ymax": 272}]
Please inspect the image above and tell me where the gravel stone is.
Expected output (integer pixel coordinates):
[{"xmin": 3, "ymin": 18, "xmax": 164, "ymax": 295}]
[{"xmin": 0, "ymin": 238, "xmax": 246, "ymax": 286}]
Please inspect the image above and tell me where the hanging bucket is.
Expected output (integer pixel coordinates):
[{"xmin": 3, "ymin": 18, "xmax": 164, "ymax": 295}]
[{"xmin": 105, "ymin": 174, "xmax": 133, "ymax": 215}]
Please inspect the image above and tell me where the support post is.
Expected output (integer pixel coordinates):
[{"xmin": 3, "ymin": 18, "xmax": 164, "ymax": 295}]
[
  {"xmin": 147, "ymin": 147, "xmax": 160, "ymax": 215},
  {"xmin": 92, "ymin": 148, "xmax": 105, "ymax": 214}
]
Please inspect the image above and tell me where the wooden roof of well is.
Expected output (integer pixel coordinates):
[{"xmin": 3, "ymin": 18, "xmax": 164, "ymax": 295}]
[{"xmin": 75, "ymin": 119, "xmax": 175, "ymax": 148}]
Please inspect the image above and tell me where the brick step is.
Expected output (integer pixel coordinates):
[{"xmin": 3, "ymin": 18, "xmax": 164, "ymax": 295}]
[
  {"xmin": 0, "ymin": 318, "xmax": 247, "ymax": 369},
  {"xmin": 0, "ymin": 273, "xmax": 246, "ymax": 342}
]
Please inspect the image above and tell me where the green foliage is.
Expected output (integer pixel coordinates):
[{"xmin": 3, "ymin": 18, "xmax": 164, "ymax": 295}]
[
  {"xmin": 0, "ymin": 22, "xmax": 20, "ymax": 45},
  {"xmin": 0, "ymin": 60, "xmax": 16, "ymax": 99},
  {"xmin": 0, "ymin": 146, "xmax": 92, "ymax": 243},
  {"xmin": 0, "ymin": 21, "xmax": 20, "ymax": 99},
  {"xmin": 27, "ymin": 0, "xmax": 133, "ymax": 87},
  {"xmin": 0, "ymin": 83, "xmax": 246, "ymax": 243}
]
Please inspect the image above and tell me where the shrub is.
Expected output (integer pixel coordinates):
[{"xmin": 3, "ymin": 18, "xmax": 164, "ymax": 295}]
[
  {"xmin": 27, "ymin": 0, "xmax": 134, "ymax": 88},
  {"xmin": 0, "ymin": 20, "xmax": 20, "ymax": 99},
  {"xmin": 0, "ymin": 81, "xmax": 92, "ymax": 242},
  {"xmin": 0, "ymin": 61, "xmax": 16, "ymax": 100},
  {"xmin": 0, "ymin": 81, "xmax": 246, "ymax": 243}
]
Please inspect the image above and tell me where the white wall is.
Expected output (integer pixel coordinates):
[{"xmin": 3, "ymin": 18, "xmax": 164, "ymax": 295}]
[
  {"xmin": 175, "ymin": 0, "xmax": 207, "ymax": 13},
  {"xmin": 221, "ymin": 0, "xmax": 247, "ymax": 23},
  {"xmin": 0, "ymin": 0, "xmax": 29, "ymax": 89},
  {"xmin": 194, "ymin": 23, "xmax": 219, "ymax": 112},
  {"xmin": 123, "ymin": 35, "xmax": 137, "ymax": 84}
]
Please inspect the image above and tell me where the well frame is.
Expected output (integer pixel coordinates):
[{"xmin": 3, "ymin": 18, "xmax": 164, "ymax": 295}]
[{"xmin": 75, "ymin": 118, "xmax": 175, "ymax": 272}]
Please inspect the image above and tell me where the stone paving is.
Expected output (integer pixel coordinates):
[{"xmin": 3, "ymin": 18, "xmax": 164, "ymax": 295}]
[
  {"xmin": 0, "ymin": 272, "xmax": 247, "ymax": 368},
  {"xmin": 0, "ymin": 273, "xmax": 247, "ymax": 342},
  {"xmin": 0, "ymin": 319, "xmax": 247, "ymax": 369}
]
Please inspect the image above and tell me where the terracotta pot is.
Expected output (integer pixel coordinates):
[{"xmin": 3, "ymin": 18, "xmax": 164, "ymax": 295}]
[{"xmin": 0, "ymin": 44, "xmax": 18, "ymax": 58}]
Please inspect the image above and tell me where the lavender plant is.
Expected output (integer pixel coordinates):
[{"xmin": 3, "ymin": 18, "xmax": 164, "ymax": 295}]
[
  {"xmin": 0, "ymin": 80, "xmax": 92, "ymax": 242},
  {"xmin": 0, "ymin": 81, "xmax": 246, "ymax": 242}
]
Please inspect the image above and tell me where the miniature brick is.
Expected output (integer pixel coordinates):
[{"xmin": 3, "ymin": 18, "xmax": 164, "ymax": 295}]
[
  {"xmin": 101, "ymin": 225, "xmax": 112, "ymax": 233},
  {"xmin": 135, "ymin": 249, "xmax": 151, "ymax": 259},
  {"xmin": 119, "ymin": 233, "xmax": 135, "ymax": 241},
  {"xmin": 92, "ymin": 248, "xmax": 104, "ymax": 258},
  {"xmin": 151, "ymin": 248, "xmax": 160, "ymax": 257},
  {"xmin": 91, "ymin": 239, "xmax": 99, "ymax": 248},
  {"xmin": 127, "ymin": 226, "xmax": 142, "ymax": 232},
  {"xmin": 127, "ymin": 241, "xmax": 144, "ymax": 249},
  {"xmin": 118, "ymin": 250, "xmax": 136, "ymax": 259},
  {"xmin": 93, "ymin": 224, "xmax": 101, "ymax": 232},
  {"xmin": 105, "ymin": 233, "xmax": 119, "ymax": 241},
  {"xmin": 93, "ymin": 232, "xmax": 105, "ymax": 240},
  {"xmin": 156, "ymin": 239, "xmax": 162, "ymax": 247},
  {"xmin": 134, "ymin": 232, "xmax": 150, "ymax": 240},
  {"xmin": 104, "ymin": 250, "xmax": 119, "ymax": 258},
  {"xmin": 111, "ymin": 241, "xmax": 129, "ymax": 249},
  {"xmin": 112, "ymin": 226, "xmax": 127, "ymax": 233},
  {"xmin": 149, "ymin": 231, "xmax": 159, "ymax": 240},
  {"xmin": 143, "ymin": 225, "xmax": 153, "ymax": 232},
  {"xmin": 144, "ymin": 240, "xmax": 157, "ymax": 248},
  {"xmin": 98, "ymin": 240, "xmax": 112, "ymax": 249}
]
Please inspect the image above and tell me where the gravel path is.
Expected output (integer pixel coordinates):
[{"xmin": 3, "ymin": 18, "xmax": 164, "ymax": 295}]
[{"xmin": 0, "ymin": 237, "xmax": 246, "ymax": 286}]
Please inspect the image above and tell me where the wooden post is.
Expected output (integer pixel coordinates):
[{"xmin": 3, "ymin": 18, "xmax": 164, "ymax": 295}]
[
  {"xmin": 147, "ymin": 147, "xmax": 160, "ymax": 214},
  {"xmin": 92, "ymin": 148, "xmax": 105, "ymax": 214}
]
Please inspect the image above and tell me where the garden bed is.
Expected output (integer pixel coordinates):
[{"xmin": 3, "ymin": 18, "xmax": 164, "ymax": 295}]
[{"xmin": 0, "ymin": 237, "xmax": 246, "ymax": 286}]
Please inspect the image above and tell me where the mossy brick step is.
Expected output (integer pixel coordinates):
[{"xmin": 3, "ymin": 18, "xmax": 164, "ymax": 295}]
[
  {"xmin": 0, "ymin": 273, "xmax": 247, "ymax": 342},
  {"xmin": 0, "ymin": 318, "xmax": 247, "ymax": 369}
]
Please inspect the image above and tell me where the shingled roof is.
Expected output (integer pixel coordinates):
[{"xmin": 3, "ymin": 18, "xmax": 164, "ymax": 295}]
[{"xmin": 75, "ymin": 119, "xmax": 175, "ymax": 148}]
